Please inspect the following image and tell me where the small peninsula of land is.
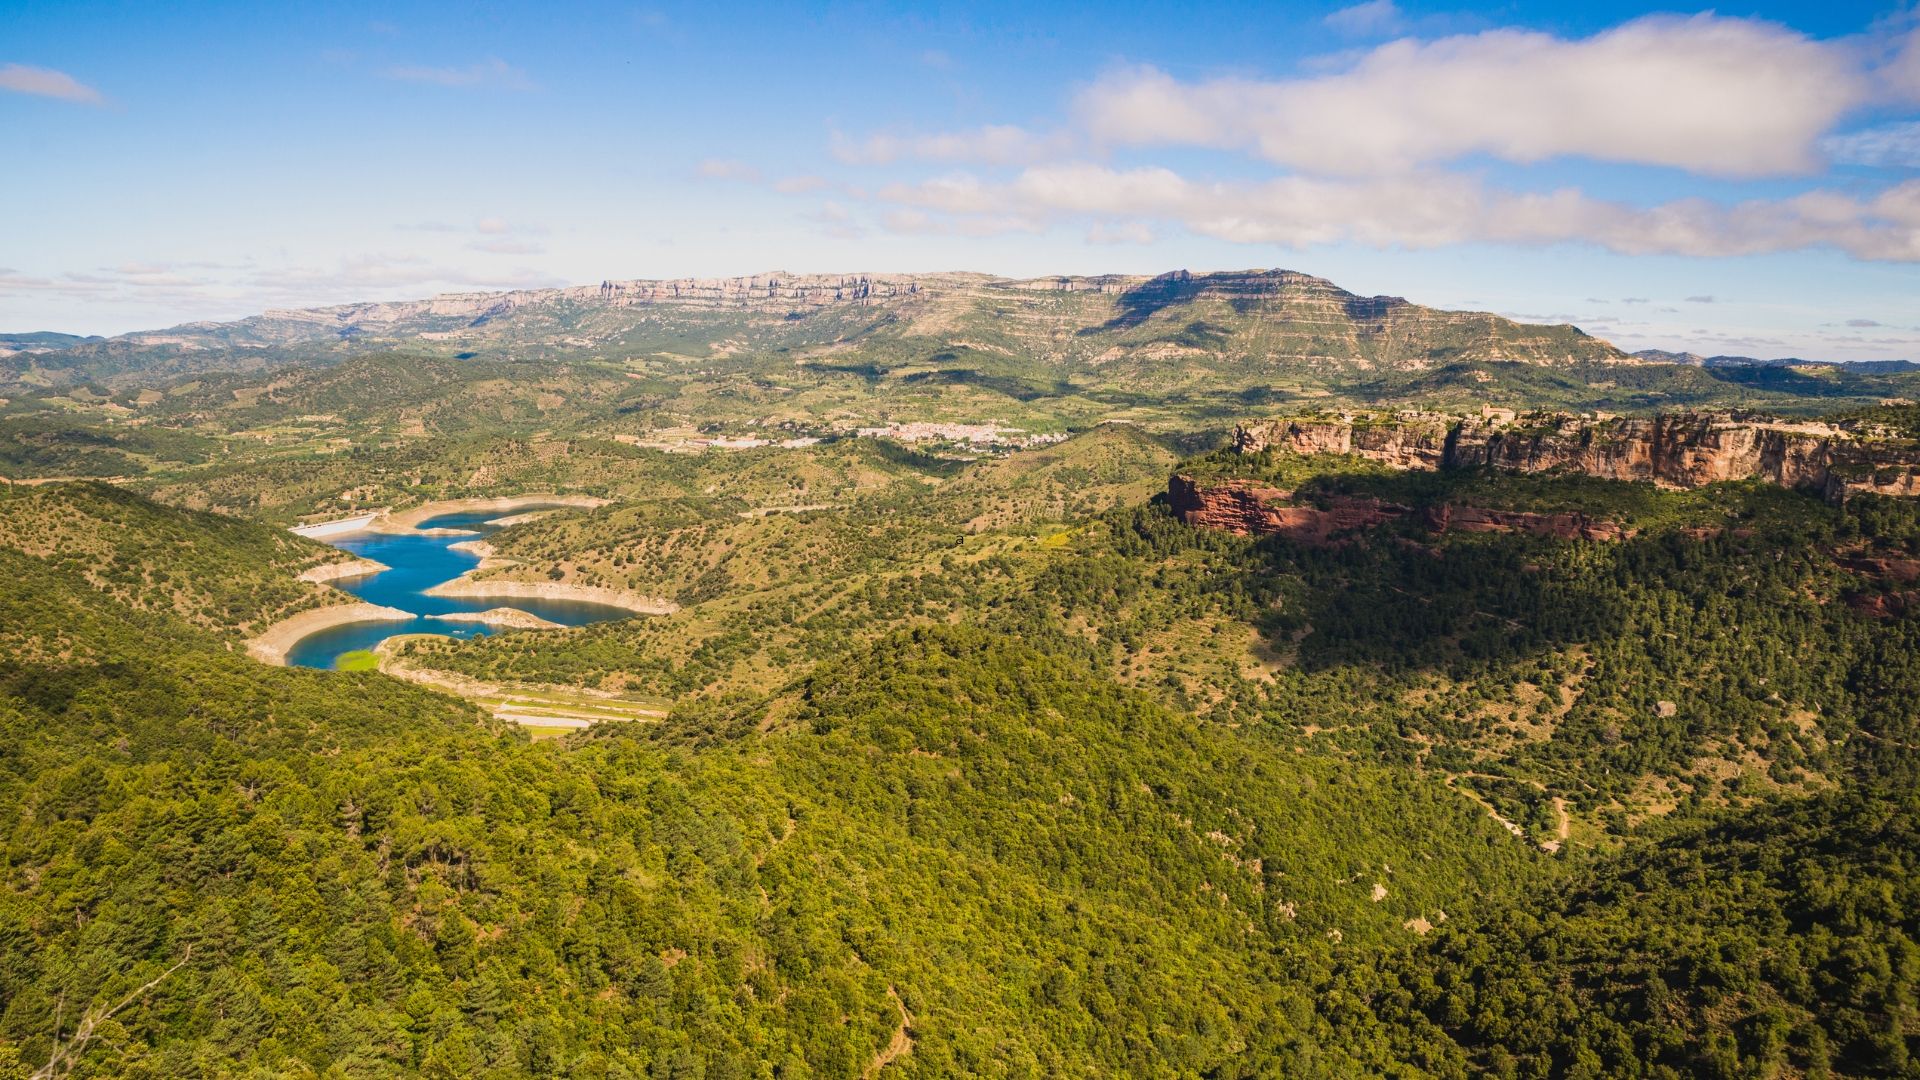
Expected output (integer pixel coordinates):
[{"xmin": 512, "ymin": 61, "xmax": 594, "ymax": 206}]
[
  {"xmin": 428, "ymin": 607, "xmax": 566, "ymax": 630},
  {"xmin": 245, "ymin": 602, "xmax": 414, "ymax": 665},
  {"xmin": 423, "ymin": 577, "xmax": 678, "ymax": 615},
  {"xmin": 297, "ymin": 557, "xmax": 389, "ymax": 584}
]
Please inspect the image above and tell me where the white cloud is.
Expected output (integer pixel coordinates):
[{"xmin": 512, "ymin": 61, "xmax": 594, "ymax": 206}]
[
  {"xmin": 773, "ymin": 174, "xmax": 828, "ymax": 193},
  {"xmin": 1074, "ymin": 16, "xmax": 1867, "ymax": 177},
  {"xmin": 832, "ymin": 125, "xmax": 1074, "ymax": 167},
  {"xmin": 1324, "ymin": 0, "xmax": 1403, "ymax": 37},
  {"xmin": 384, "ymin": 57, "xmax": 534, "ymax": 91},
  {"xmin": 873, "ymin": 163, "xmax": 1920, "ymax": 261},
  {"xmin": 0, "ymin": 63, "xmax": 104, "ymax": 104}
]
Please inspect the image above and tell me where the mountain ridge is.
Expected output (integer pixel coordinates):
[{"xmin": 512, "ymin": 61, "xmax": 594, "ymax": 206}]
[{"xmin": 51, "ymin": 267, "xmax": 1630, "ymax": 361}]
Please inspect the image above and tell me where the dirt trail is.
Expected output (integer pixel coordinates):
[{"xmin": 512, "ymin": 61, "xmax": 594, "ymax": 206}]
[
  {"xmin": 375, "ymin": 640, "xmax": 666, "ymax": 727},
  {"xmin": 863, "ymin": 987, "xmax": 914, "ymax": 1078},
  {"xmin": 1540, "ymin": 797, "xmax": 1572, "ymax": 854},
  {"xmin": 1444, "ymin": 773, "xmax": 1569, "ymax": 854}
]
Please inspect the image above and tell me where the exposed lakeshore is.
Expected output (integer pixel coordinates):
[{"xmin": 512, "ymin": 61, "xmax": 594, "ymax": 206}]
[
  {"xmin": 259, "ymin": 492, "xmax": 662, "ymax": 668},
  {"xmin": 423, "ymin": 577, "xmax": 678, "ymax": 615},
  {"xmin": 297, "ymin": 556, "xmax": 389, "ymax": 584},
  {"xmin": 246, "ymin": 602, "xmax": 414, "ymax": 665},
  {"xmin": 289, "ymin": 494, "xmax": 610, "ymax": 539}
]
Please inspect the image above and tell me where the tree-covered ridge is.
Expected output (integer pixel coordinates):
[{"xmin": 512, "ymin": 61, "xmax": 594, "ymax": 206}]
[
  {"xmin": 399, "ymin": 434, "xmax": 1918, "ymax": 830},
  {"xmin": 0, "ymin": 481, "xmax": 345, "ymax": 637},
  {"xmin": 132, "ymin": 428, "xmax": 950, "ymax": 527},
  {"xmin": 456, "ymin": 424, "xmax": 1177, "ymax": 606},
  {"xmin": 1347, "ymin": 781, "xmax": 1920, "ymax": 1079},
  {"xmin": 3, "ymin": 446, "xmax": 1919, "ymax": 1076},
  {"xmin": 0, "ymin": 528, "xmax": 1541, "ymax": 1077}
]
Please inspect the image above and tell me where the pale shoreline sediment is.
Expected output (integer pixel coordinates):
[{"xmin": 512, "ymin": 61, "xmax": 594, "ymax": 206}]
[
  {"xmin": 423, "ymin": 578, "xmax": 678, "ymax": 615},
  {"xmin": 246, "ymin": 602, "xmax": 415, "ymax": 665},
  {"xmin": 376, "ymin": 495, "xmax": 608, "ymax": 533},
  {"xmin": 288, "ymin": 494, "xmax": 609, "ymax": 539},
  {"xmin": 485, "ymin": 510, "xmax": 562, "ymax": 527}
]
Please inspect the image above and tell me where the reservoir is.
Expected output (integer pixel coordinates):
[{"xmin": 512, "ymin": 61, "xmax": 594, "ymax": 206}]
[{"xmin": 285, "ymin": 509, "xmax": 632, "ymax": 669}]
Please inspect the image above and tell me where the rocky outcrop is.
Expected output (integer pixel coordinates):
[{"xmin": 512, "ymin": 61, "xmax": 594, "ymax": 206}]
[
  {"xmin": 1420, "ymin": 504, "xmax": 1629, "ymax": 542},
  {"xmin": 1167, "ymin": 475, "xmax": 1630, "ymax": 544},
  {"xmin": 1233, "ymin": 411, "xmax": 1920, "ymax": 504},
  {"xmin": 1235, "ymin": 416, "xmax": 1452, "ymax": 470},
  {"xmin": 1167, "ymin": 476, "xmax": 1407, "ymax": 543}
]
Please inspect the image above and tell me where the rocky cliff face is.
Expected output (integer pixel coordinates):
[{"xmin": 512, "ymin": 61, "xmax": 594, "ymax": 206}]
[
  {"xmin": 1166, "ymin": 475, "xmax": 1630, "ymax": 544},
  {"xmin": 1233, "ymin": 411, "xmax": 1920, "ymax": 504}
]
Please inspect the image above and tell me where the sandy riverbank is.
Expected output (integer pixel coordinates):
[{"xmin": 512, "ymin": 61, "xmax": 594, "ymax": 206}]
[
  {"xmin": 428, "ymin": 607, "xmax": 566, "ymax": 630},
  {"xmin": 246, "ymin": 602, "xmax": 415, "ymax": 665},
  {"xmin": 486, "ymin": 510, "xmax": 563, "ymax": 527},
  {"xmin": 377, "ymin": 495, "xmax": 608, "ymax": 533},
  {"xmin": 288, "ymin": 495, "xmax": 608, "ymax": 539},
  {"xmin": 297, "ymin": 556, "xmax": 389, "ymax": 584},
  {"xmin": 423, "ymin": 577, "xmax": 678, "ymax": 615},
  {"xmin": 291, "ymin": 513, "xmax": 381, "ymax": 539}
]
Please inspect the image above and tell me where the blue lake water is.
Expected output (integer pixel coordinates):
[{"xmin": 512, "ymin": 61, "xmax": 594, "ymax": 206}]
[{"xmin": 285, "ymin": 509, "xmax": 633, "ymax": 669}]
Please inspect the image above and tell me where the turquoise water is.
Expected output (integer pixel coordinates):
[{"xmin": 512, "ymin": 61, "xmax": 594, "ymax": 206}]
[{"xmin": 285, "ymin": 509, "xmax": 632, "ymax": 669}]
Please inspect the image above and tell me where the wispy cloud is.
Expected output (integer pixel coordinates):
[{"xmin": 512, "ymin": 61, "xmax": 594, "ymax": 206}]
[
  {"xmin": 696, "ymin": 158, "xmax": 762, "ymax": 182},
  {"xmin": 1825, "ymin": 121, "xmax": 1920, "ymax": 168},
  {"xmin": 1324, "ymin": 0, "xmax": 1403, "ymax": 37},
  {"xmin": 0, "ymin": 63, "xmax": 104, "ymax": 105},
  {"xmin": 384, "ymin": 57, "xmax": 534, "ymax": 91},
  {"xmin": 832, "ymin": 125, "xmax": 1074, "ymax": 167}
]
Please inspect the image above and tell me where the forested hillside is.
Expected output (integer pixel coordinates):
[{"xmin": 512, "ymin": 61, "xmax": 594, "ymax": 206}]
[{"xmin": 2, "ymin": 451, "xmax": 1918, "ymax": 1075}]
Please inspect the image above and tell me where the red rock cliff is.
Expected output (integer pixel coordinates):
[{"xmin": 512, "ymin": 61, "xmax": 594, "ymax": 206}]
[{"xmin": 1168, "ymin": 475, "xmax": 1632, "ymax": 544}]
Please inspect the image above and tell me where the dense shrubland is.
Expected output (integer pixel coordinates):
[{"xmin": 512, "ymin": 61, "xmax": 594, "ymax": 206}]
[{"xmin": 3, "ymin": 434, "xmax": 1919, "ymax": 1076}]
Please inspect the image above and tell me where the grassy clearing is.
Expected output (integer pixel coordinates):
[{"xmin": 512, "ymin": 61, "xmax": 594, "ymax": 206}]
[{"xmin": 334, "ymin": 649, "xmax": 379, "ymax": 672}]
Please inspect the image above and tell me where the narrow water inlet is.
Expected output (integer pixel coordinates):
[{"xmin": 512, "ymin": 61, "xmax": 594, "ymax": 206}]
[{"xmin": 285, "ymin": 507, "xmax": 633, "ymax": 669}]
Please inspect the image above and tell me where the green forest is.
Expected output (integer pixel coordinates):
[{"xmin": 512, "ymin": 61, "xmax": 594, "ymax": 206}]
[{"xmin": 2, "ymin": 418, "xmax": 1919, "ymax": 1076}]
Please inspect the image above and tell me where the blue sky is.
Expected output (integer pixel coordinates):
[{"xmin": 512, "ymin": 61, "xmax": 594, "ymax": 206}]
[{"xmin": 3, "ymin": 0, "xmax": 1918, "ymax": 359}]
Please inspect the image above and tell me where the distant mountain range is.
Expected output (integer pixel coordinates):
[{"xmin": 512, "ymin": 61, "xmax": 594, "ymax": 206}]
[
  {"xmin": 0, "ymin": 331, "xmax": 104, "ymax": 352},
  {"xmin": 1630, "ymin": 348, "xmax": 1917, "ymax": 372},
  {"xmin": 3, "ymin": 269, "xmax": 1907, "ymax": 389}
]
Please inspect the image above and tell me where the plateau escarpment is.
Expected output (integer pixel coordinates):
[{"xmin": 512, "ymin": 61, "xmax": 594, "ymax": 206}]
[
  {"xmin": 1167, "ymin": 476, "xmax": 1628, "ymax": 544},
  {"xmin": 78, "ymin": 267, "xmax": 1630, "ymax": 371},
  {"xmin": 1234, "ymin": 411, "xmax": 1920, "ymax": 503},
  {"xmin": 1174, "ymin": 409, "xmax": 1920, "ymax": 542}
]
